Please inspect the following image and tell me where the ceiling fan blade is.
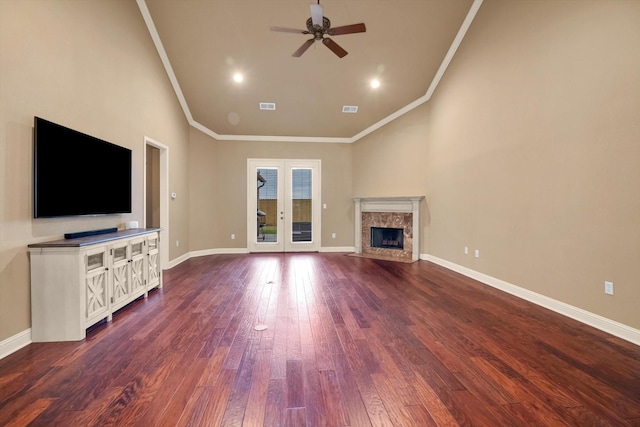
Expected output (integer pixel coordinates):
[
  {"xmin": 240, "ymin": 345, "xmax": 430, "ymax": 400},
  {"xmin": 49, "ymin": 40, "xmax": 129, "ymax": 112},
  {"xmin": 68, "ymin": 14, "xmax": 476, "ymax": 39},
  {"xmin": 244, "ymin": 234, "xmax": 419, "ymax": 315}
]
[
  {"xmin": 310, "ymin": 3, "xmax": 323, "ymax": 27},
  {"xmin": 293, "ymin": 39, "xmax": 315, "ymax": 57},
  {"xmin": 329, "ymin": 23, "xmax": 366, "ymax": 36},
  {"xmin": 322, "ymin": 38, "xmax": 348, "ymax": 58},
  {"xmin": 271, "ymin": 26, "xmax": 308, "ymax": 34}
]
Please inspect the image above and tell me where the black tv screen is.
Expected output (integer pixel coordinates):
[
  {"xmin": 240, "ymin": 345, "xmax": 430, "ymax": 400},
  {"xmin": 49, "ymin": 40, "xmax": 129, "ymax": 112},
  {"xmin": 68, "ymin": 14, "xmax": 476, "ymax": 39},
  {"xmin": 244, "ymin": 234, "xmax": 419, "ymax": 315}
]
[{"xmin": 34, "ymin": 117, "xmax": 132, "ymax": 218}]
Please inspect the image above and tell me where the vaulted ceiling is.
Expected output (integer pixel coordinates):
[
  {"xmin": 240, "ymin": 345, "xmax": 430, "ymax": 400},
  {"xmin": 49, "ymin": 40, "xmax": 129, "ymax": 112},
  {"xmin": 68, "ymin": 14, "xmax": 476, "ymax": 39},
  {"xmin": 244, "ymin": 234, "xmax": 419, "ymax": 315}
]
[{"xmin": 138, "ymin": 0, "xmax": 481, "ymax": 142}]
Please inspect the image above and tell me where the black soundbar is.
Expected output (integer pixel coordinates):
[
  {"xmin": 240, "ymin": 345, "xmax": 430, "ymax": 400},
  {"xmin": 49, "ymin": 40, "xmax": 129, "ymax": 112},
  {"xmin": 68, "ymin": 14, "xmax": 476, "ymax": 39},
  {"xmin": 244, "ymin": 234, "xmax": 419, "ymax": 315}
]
[{"xmin": 64, "ymin": 227, "xmax": 118, "ymax": 239}]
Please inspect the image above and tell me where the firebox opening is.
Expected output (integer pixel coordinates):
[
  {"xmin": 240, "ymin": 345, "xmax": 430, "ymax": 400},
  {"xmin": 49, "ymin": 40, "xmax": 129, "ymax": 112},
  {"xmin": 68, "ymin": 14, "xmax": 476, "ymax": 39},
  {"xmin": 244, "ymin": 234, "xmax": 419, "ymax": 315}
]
[{"xmin": 371, "ymin": 227, "xmax": 404, "ymax": 250}]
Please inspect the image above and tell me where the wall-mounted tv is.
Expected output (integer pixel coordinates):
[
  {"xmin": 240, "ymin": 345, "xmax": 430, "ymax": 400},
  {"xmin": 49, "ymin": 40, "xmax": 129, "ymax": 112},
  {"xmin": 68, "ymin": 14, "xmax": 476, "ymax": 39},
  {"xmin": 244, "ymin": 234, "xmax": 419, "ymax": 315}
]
[{"xmin": 34, "ymin": 116, "xmax": 132, "ymax": 218}]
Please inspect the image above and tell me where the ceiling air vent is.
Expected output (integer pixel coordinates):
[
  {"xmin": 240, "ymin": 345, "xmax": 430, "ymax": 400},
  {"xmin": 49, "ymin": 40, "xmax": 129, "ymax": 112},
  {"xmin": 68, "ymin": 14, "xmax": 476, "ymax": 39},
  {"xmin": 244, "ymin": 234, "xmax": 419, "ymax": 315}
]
[
  {"xmin": 259, "ymin": 102, "xmax": 276, "ymax": 111},
  {"xmin": 342, "ymin": 105, "xmax": 358, "ymax": 113}
]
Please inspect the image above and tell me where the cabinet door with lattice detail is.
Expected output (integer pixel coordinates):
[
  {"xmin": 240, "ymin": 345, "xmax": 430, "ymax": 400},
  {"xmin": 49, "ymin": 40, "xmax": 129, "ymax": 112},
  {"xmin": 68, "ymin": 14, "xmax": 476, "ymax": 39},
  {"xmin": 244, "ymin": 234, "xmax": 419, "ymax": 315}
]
[
  {"xmin": 110, "ymin": 241, "xmax": 130, "ymax": 311},
  {"xmin": 129, "ymin": 237, "xmax": 146, "ymax": 297},
  {"xmin": 85, "ymin": 247, "xmax": 109, "ymax": 325},
  {"xmin": 146, "ymin": 233, "xmax": 161, "ymax": 289}
]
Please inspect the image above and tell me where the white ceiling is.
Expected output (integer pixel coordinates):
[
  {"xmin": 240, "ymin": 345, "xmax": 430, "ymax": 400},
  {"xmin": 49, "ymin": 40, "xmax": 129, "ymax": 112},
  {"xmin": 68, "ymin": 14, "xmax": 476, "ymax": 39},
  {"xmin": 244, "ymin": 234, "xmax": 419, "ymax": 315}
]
[{"xmin": 138, "ymin": 0, "xmax": 481, "ymax": 142}]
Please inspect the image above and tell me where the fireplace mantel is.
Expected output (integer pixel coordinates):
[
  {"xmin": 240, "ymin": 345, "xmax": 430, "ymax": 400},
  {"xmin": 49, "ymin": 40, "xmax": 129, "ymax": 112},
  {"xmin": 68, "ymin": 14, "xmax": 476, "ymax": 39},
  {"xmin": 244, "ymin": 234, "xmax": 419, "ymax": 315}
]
[{"xmin": 353, "ymin": 196, "xmax": 424, "ymax": 261}]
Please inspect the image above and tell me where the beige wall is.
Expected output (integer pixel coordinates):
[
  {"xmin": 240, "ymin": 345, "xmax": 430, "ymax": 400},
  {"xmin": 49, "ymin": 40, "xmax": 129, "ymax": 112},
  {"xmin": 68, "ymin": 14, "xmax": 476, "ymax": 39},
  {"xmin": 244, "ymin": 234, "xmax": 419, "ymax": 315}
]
[
  {"xmin": 187, "ymin": 128, "xmax": 219, "ymax": 250},
  {"xmin": 354, "ymin": 0, "xmax": 640, "ymax": 329},
  {"xmin": 0, "ymin": 0, "xmax": 190, "ymax": 341},
  {"xmin": 188, "ymin": 131, "xmax": 353, "ymax": 251}
]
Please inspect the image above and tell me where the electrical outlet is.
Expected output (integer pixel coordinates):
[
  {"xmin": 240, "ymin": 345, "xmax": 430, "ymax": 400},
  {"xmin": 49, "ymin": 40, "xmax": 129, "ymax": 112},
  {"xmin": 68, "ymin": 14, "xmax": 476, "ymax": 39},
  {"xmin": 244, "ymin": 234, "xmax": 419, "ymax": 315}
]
[
  {"xmin": 176, "ymin": 240, "xmax": 179, "ymax": 247},
  {"xmin": 231, "ymin": 234, "xmax": 235, "ymax": 240},
  {"xmin": 464, "ymin": 247, "xmax": 469, "ymax": 255},
  {"xmin": 604, "ymin": 281, "xmax": 614, "ymax": 295},
  {"xmin": 332, "ymin": 233, "xmax": 336, "ymax": 239},
  {"xmin": 475, "ymin": 249, "xmax": 480, "ymax": 258}
]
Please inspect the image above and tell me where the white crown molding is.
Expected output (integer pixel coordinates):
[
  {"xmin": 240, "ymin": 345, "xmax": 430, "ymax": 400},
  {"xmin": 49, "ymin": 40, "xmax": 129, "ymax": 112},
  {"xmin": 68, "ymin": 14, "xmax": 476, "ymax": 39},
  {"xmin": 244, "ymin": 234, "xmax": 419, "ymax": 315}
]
[
  {"xmin": 423, "ymin": 254, "xmax": 640, "ymax": 347},
  {"xmin": 137, "ymin": 0, "xmax": 483, "ymax": 144},
  {"xmin": 352, "ymin": 0, "xmax": 483, "ymax": 141},
  {"xmin": 425, "ymin": 0, "xmax": 483, "ymax": 101},
  {"xmin": 192, "ymin": 119, "xmax": 352, "ymax": 144},
  {"xmin": 136, "ymin": 0, "xmax": 193, "ymax": 123}
]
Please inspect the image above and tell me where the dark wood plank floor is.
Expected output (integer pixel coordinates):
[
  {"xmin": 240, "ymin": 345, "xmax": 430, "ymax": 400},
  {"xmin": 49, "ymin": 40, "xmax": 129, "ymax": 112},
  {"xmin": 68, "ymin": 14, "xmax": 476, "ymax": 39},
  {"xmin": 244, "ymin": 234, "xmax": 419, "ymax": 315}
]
[{"xmin": 1, "ymin": 253, "xmax": 639, "ymax": 426}]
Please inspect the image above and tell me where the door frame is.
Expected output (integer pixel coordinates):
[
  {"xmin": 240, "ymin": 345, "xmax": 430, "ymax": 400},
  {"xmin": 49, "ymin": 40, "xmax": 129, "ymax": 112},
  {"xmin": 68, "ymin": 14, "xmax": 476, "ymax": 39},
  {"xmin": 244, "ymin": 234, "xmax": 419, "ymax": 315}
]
[
  {"xmin": 247, "ymin": 158, "xmax": 321, "ymax": 252},
  {"xmin": 144, "ymin": 136, "xmax": 169, "ymax": 269}
]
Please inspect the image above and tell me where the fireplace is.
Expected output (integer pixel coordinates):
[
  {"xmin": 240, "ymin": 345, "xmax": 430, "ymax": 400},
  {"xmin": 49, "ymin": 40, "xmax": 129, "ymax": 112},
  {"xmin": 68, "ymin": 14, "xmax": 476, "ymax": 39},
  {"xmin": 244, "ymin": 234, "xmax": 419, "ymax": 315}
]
[
  {"xmin": 371, "ymin": 227, "xmax": 404, "ymax": 250},
  {"xmin": 353, "ymin": 196, "xmax": 424, "ymax": 261},
  {"xmin": 361, "ymin": 211, "xmax": 412, "ymax": 259}
]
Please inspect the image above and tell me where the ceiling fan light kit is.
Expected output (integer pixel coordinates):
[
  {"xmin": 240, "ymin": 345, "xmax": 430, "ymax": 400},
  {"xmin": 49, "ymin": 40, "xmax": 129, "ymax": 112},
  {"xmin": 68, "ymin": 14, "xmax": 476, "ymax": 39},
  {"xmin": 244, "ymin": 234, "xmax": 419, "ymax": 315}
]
[{"xmin": 270, "ymin": 2, "xmax": 366, "ymax": 58}]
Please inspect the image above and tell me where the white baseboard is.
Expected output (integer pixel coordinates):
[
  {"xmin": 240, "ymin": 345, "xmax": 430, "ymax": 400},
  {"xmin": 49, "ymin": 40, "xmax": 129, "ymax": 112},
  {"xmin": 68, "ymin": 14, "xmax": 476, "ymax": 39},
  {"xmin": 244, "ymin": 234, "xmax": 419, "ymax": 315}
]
[
  {"xmin": 167, "ymin": 248, "xmax": 249, "ymax": 268},
  {"xmin": 0, "ymin": 328, "xmax": 31, "ymax": 360},
  {"xmin": 189, "ymin": 248, "xmax": 250, "ymax": 258},
  {"xmin": 320, "ymin": 246, "xmax": 356, "ymax": 253},
  {"xmin": 167, "ymin": 253, "xmax": 188, "ymax": 269},
  {"xmin": 168, "ymin": 246, "xmax": 354, "ymax": 268},
  {"xmin": 423, "ymin": 254, "xmax": 640, "ymax": 346}
]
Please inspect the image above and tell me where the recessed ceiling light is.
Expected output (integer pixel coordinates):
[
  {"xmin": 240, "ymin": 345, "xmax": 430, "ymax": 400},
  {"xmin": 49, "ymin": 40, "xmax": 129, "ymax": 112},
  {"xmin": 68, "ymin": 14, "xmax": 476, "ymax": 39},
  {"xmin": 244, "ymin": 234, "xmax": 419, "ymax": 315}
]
[
  {"xmin": 233, "ymin": 73, "xmax": 244, "ymax": 83},
  {"xmin": 370, "ymin": 79, "xmax": 380, "ymax": 89}
]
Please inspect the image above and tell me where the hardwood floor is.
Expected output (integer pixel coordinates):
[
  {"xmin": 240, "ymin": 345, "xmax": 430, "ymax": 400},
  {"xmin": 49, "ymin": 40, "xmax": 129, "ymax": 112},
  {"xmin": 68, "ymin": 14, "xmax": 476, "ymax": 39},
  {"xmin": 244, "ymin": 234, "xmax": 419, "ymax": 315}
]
[{"xmin": 1, "ymin": 253, "xmax": 639, "ymax": 426}]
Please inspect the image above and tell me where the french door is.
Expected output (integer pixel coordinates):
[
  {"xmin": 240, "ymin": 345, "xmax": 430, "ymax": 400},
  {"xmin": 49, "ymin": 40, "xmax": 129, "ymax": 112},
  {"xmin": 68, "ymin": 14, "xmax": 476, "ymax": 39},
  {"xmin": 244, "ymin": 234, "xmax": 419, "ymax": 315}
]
[{"xmin": 247, "ymin": 159, "xmax": 321, "ymax": 252}]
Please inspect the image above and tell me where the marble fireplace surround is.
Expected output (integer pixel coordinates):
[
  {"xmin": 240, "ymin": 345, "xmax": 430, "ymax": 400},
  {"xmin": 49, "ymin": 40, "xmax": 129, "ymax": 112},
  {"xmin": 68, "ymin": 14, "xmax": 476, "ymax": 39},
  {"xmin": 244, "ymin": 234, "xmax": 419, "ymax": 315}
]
[{"xmin": 353, "ymin": 196, "xmax": 424, "ymax": 261}]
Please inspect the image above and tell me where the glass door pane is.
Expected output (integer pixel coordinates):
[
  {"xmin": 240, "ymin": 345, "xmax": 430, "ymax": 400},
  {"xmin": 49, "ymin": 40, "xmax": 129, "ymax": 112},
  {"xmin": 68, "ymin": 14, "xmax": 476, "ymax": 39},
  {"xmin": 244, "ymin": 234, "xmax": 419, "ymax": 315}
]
[
  {"xmin": 257, "ymin": 168, "xmax": 278, "ymax": 244},
  {"xmin": 291, "ymin": 168, "xmax": 312, "ymax": 243}
]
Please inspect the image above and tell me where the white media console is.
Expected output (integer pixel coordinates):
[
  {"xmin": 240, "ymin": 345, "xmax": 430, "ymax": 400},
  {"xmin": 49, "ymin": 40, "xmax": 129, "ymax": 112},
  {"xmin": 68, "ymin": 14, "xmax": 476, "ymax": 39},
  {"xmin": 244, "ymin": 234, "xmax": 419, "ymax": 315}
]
[{"xmin": 28, "ymin": 228, "xmax": 162, "ymax": 342}]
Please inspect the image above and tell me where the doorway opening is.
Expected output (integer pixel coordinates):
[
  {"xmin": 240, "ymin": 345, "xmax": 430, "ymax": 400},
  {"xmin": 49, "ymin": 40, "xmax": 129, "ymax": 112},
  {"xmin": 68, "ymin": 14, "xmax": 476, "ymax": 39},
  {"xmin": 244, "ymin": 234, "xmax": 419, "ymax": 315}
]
[{"xmin": 144, "ymin": 136, "xmax": 169, "ymax": 269}]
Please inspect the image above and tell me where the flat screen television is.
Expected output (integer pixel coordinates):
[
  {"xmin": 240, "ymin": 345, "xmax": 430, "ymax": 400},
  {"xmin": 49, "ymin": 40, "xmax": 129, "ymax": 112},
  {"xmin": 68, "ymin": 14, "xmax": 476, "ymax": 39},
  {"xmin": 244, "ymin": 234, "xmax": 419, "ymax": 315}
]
[{"xmin": 33, "ymin": 116, "xmax": 132, "ymax": 218}]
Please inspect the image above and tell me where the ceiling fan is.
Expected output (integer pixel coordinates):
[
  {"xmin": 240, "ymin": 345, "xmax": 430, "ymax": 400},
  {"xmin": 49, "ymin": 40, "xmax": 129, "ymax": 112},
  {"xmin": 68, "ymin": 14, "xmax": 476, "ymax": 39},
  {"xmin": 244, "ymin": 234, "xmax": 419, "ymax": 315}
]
[{"xmin": 270, "ymin": 1, "xmax": 366, "ymax": 58}]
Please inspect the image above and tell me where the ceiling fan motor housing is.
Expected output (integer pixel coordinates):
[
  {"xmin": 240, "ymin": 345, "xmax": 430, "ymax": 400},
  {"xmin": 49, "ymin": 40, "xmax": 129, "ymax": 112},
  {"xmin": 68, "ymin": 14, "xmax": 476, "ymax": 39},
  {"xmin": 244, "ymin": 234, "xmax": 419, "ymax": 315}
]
[{"xmin": 306, "ymin": 16, "xmax": 331, "ymax": 40}]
